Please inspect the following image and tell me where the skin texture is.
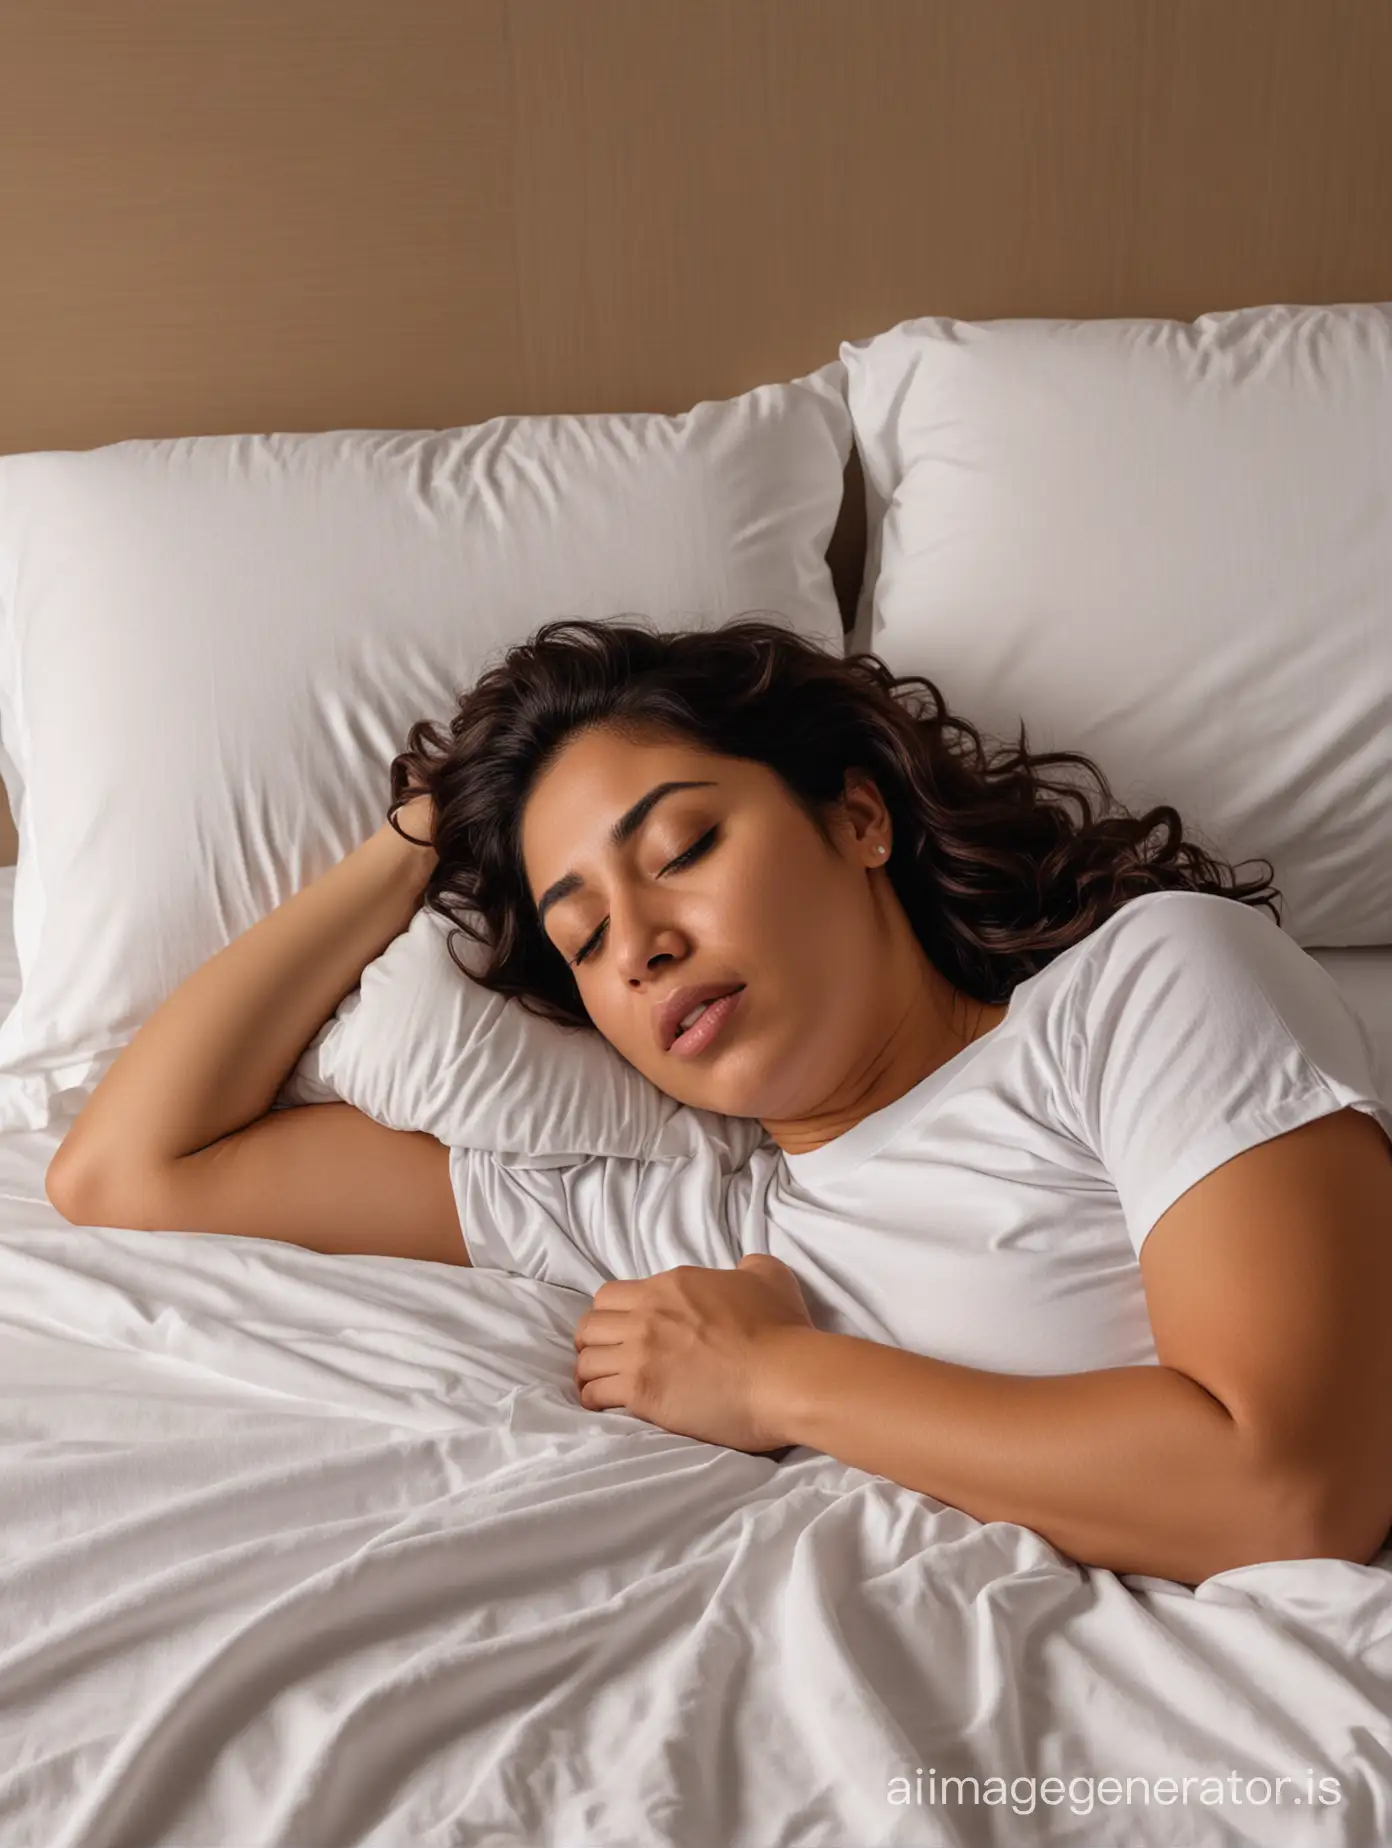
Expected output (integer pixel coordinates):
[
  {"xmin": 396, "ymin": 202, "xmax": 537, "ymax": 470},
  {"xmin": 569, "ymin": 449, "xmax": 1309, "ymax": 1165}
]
[{"xmin": 521, "ymin": 724, "xmax": 1007, "ymax": 1152}]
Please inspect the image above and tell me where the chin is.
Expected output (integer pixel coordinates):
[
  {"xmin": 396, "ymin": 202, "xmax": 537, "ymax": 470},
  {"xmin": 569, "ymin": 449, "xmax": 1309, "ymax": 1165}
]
[{"xmin": 668, "ymin": 1055, "xmax": 781, "ymax": 1122}]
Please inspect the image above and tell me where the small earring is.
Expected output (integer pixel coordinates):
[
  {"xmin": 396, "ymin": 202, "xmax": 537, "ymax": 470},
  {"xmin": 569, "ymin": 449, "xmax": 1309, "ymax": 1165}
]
[{"xmin": 875, "ymin": 844, "xmax": 887, "ymax": 856}]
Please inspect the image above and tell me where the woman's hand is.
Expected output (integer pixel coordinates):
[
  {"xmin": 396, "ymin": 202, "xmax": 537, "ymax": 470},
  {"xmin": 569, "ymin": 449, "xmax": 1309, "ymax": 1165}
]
[{"xmin": 572, "ymin": 1253, "xmax": 817, "ymax": 1453}]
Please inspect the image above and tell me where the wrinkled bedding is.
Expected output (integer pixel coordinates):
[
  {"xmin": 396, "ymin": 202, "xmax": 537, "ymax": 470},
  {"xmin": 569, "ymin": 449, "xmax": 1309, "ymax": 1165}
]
[{"xmin": 2, "ymin": 877, "xmax": 1390, "ymax": 1846}]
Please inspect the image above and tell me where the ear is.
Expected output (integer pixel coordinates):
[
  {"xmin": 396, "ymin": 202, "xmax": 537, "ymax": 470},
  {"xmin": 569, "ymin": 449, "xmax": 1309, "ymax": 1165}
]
[{"xmin": 839, "ymin": 769, "xmax": 892, "ymax": 860}]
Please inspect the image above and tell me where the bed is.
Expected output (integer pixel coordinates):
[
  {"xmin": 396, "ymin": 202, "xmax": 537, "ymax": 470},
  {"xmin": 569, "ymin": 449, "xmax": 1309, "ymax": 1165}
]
[{"xmin": 5, "ymin": 7, "xmax": 1392, "ymax": 1845}]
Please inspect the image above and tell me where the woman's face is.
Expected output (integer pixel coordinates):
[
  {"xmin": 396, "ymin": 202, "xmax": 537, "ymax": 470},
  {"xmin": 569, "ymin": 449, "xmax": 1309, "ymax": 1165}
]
[{"xmin": 519, "ymin": 723, "xmax": 907, "ymax": 1125}]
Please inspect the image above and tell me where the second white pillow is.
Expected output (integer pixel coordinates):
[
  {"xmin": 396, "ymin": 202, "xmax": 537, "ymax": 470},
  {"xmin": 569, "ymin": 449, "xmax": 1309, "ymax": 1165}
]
[{"xmin": 842, "ymin": 305, "xmax": 1392, "ymax": 948}]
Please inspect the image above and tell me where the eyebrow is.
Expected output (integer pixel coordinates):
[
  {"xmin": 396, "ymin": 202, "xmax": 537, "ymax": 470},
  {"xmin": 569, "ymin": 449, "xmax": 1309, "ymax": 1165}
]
[{"xmin": 535, "ymin": 780, "xmax": 718, "ymax": 933}]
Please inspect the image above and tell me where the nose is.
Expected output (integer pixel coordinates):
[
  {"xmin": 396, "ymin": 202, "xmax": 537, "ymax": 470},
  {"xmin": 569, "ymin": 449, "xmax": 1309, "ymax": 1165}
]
[{"xmin": 610, "ymin": 888, "xmax": 687, "ymax": 988}]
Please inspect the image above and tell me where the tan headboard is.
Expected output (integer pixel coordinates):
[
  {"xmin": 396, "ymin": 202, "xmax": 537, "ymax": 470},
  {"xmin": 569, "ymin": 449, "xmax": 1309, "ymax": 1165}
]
[{"xmin": 3, "ymin": 0, "xmax": 1390, "ymax": 870}]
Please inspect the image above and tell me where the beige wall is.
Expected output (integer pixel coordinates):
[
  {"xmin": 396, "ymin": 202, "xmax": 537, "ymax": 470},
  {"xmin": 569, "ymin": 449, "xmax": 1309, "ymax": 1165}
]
[{"xmin": 2, "ymin": 0, "xmax": 1390, "ymax": 867}]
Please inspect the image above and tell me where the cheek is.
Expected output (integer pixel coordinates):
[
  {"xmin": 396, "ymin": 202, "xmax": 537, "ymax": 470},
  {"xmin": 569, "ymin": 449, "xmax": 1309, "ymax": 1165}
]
[{"xmin": 730, "ymin": 837, "xmax": 848, "ymax": 955}]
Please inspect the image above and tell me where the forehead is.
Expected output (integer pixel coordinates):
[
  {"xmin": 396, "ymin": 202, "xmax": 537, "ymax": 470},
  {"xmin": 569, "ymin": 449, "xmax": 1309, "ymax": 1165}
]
[
  {"xmin": 525, "ymin": 728, "xmax": 717, "ymax": 846},
  {"xmin": 522, "ymin": 727, "xmax": 725, "ymax": 859}
]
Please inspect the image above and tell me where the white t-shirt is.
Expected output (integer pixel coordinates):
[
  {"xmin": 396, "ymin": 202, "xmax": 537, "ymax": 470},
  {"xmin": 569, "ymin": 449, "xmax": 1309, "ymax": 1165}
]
[{"xmin": 450, "ymin": 892, "xmax": 1392, "ymax": 1377}]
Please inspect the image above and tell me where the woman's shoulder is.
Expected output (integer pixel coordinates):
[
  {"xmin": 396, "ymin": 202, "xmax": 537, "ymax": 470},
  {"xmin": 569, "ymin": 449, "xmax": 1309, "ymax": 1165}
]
[
  {"xmin": 998, "ymin": 891, "xmax": 1303, "ymax": 1086},
  {"xmin": 1043, "ymin": 889, "xmax": 1288, "ymax": 1000},
  {"xmin": 1046, "ymin": 888, "xmax": 1372, "ymax": 1093},
  {"xmin": 1086, "ymin": 886, "xmax": 1270, "ymax": 948}
]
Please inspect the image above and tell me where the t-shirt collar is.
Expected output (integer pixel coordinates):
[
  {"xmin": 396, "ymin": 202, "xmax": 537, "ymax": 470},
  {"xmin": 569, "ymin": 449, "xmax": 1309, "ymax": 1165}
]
[{"xmin": 780, "ymin": 990, "xmax": 1021, "ymax": 1187}]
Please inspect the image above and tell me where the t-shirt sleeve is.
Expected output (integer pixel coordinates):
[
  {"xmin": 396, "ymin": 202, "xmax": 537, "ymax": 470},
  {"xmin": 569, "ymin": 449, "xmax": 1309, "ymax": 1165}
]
[
  {"xmin": 1060, "ymin": 891, "xmax": 1392, "ymax": 1259},
  {"xmin": 448, "ymin": 1107, "xmax": 775, "ymax": 1296}
]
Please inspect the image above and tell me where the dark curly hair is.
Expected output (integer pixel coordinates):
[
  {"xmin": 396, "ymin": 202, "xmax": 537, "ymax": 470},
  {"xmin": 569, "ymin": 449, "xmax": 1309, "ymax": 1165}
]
[{"xmin": 387, "ymin": 614, "xmax": 1281, "ymax": 1031}]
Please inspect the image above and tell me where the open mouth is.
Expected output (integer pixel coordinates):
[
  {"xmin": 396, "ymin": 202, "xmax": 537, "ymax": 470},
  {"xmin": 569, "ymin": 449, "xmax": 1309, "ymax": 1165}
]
[{"xmin": 669, "ymin": 986, "xmax": 745, "ymax": 1056}]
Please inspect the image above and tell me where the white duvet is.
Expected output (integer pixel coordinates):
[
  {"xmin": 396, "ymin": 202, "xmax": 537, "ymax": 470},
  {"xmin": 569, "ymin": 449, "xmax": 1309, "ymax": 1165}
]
[{"xmin": 2, "ymin": 1167, "xmax": 1391, "ymax": 1848}]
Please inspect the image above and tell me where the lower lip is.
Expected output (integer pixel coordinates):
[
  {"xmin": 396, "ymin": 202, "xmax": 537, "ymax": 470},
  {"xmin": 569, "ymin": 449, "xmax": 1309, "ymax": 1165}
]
[{"xmin": 668, "ymin": 988, "xmax": 745, "ymax": 1058}]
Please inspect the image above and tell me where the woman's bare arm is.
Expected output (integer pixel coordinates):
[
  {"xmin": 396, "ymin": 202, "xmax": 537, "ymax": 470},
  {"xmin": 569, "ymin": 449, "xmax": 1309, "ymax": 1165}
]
[
  {"xmin": 751, "ymin": 1107, "xmax": 1392, "ymax": 1582},
  {"xmin": 47, "ymin": 805, "xmax": 436, "ymax": 1212},
  {"xmin": 49, "ymin": 1097, "xmax": 469, "ymax": 1266}
]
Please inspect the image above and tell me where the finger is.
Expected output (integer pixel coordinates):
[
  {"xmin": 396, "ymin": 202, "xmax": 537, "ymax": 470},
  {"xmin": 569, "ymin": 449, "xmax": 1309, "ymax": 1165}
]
[
  {"xmin": 577, "ymin": 1373, "xmax": 631, "ymax": 1412},
  {"xmin": 574, "ymin": 1309, "xmax": 632, "ymax": 1351},
  {"xmin": 575, "ymin": 1344, "xmax": 627, "ymax": 1384},
  {"xmin": 591, "ymin": 1278, "xmax": 652, "ymax": 1312}
]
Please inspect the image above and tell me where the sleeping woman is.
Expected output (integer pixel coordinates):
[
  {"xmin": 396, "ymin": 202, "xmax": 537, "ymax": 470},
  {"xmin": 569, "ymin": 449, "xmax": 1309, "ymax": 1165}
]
[{"xmin": 45, "ymin": 617, "xmax": 1392, "ymax": 1587}]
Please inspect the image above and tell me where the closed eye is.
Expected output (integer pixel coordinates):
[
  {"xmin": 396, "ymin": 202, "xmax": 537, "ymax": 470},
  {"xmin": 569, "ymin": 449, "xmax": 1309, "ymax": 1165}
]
[
  {"xmin": 570, "ymin": 826, "xmax": 719, "ymax": 967},
  {"xmin": 664, "ymin": 824, "xmax": 719, "ymax": 876}
]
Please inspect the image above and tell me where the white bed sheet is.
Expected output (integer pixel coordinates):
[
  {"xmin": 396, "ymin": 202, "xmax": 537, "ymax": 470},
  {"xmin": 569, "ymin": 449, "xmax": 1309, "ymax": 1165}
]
[{"xmin": 1, "ymin": 867, "xmax": 1391, "ymax": 1848}]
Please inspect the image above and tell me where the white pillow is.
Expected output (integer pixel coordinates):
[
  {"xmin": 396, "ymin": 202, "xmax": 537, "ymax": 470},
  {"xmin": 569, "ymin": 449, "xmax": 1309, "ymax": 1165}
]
[
  {"xmin": 0, "ymin": 368, "xmax": 850, "ymax": 1132},
  {"xmin": 842, "ymin": 305, "xmax": 1392, "ymax": 947},
  {"xmin": 277, "ymin": 901, "xmax": 765, "ymax": 1161}
]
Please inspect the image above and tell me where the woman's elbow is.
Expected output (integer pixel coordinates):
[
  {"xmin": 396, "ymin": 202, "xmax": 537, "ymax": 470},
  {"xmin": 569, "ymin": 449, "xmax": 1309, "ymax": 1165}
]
[
  {"xmin": 44, "ymin": 1139, "xmax": 147, "ymax": 1228},
  {"xmin": 44, "ymin": 1140, "xmax": 93, "ymax": 1222}
]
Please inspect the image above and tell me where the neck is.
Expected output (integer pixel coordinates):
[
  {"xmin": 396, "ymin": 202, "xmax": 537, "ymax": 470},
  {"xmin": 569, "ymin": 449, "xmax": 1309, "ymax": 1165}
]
[{"xmin": 761, "ymin": 921, "xmax": 989, "ymax": 1159}]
